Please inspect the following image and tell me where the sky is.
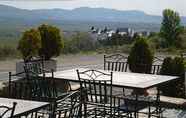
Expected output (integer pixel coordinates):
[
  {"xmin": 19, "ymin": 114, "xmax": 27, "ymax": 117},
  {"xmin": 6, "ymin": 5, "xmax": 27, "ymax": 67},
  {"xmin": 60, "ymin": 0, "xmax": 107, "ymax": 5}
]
[{"xmin": 0, "ymin": 0, "xmax": 186, "ymax": 16}]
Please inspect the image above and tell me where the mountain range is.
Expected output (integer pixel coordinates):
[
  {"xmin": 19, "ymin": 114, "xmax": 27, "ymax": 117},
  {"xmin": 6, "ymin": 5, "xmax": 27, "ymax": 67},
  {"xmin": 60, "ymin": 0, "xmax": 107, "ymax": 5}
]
[
  {"xmin": 0, "ymin": 4, "xmax": 185, "ymax": 36},
  {"xmin": 1, "ymin": 5, "xmax": 186, "ymax": 24}
]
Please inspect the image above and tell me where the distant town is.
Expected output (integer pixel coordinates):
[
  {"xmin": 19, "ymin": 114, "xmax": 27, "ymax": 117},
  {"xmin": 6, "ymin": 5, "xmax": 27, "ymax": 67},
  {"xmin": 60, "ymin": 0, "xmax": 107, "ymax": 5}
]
[{"xmin": 89, "ymin": 26, "xmax": 154, "ymax": 40}]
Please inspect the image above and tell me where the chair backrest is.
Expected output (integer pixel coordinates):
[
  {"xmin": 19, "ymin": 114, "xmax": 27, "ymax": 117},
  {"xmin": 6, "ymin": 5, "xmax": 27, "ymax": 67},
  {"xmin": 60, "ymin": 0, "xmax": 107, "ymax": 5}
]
[
  {"xmin": 8, "ymin": 72, "xmax": 30, "ymax": 99},
  {"xmin": 104, "ymin": 54, "xmax": 128, "ymax": 72},
  {"xmin": 151, "ymin": 56, "xmax": 163, "ymax": 74},
  {"xmin": 8, "ymin": 70, "xmax": 57, "ymax": 101},
  {"xmin": 25, "ymin": 70, "xmax": 57, "ymax": 101},
  {"xmin": 0, "ymin": 102, "xmax": 17, "ymax": 118},
  {"xmin": 128, "ymin": 56, "xmax": 163, "ymax": 74},
  {"xmin": 24, "ymin": 58, "xmax": 44, "ymax": 75},
  {"xmin": 54, "ymin": 90, "xmax": 82, "ymax": 118},
  {"xmin": 151, "ymin": 64, "xmax": 162, "ymax": 74},
  {"xmin": 77, "ymin": 69, "xmax": 113, "ymax": 105}
]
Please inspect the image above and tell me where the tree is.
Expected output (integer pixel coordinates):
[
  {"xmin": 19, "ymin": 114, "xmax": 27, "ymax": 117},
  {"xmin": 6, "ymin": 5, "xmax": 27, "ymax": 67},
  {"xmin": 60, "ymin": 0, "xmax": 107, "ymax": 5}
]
[
  {"xmin": 17, "ymin": 29, "xmax": 41, "ymax": 61},
  {"xmin": 38, "ymin": 24, "xmax": 64, "ymax": 60},
  {"xmin": 128, "ymin": 37, "xmax": 154, "ymax": 73},
  {"xmin": 160, "ymin": 57, "xmax": 185, "ymax": 98},
  {"xmin": 176, "ymin": 28, "xmax": 186, "ymax": 49},
  {"xmin": 160, "ymin": 9, "xmax": 184, "ymax": 47},
  {"xmin": 62, "ymin": 32, "xmax": 98, "ymax": 54}
]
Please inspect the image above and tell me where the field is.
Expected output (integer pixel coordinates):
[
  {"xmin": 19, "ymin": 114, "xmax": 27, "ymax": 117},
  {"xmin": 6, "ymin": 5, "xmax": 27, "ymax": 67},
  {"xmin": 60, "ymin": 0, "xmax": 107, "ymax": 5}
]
[{"xmin": 0, "ymin": 20, "xmax": 161, "ymax": 41}]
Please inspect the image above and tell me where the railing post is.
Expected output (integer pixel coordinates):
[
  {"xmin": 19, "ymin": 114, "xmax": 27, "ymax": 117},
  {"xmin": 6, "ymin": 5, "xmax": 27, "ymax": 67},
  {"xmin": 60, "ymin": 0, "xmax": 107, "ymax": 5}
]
[{"xmin": 8, "ymin": 72, "xmax": 11, "ymax": 97}]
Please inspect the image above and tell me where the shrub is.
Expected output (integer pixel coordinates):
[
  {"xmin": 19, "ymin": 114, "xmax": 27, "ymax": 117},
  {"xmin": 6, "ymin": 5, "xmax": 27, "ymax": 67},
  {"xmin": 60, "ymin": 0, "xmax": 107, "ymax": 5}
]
[
  {"xmin": 62, "ymin": 32, "xmax": 98, "ymax": 54},
  {"xmin": 128, "ymin": 37, "xmax": 154, "ymax": 73},
  {"xmin": 160, "ymin": 57, "xmax": 185, "ymax": 98},
  {"xmin": 38, "ymin": 24, "xmax": 64, "ymax": 60},
  {"xmin": 17, "ymin": 29, "xmax": 41, "ymax": 61}
]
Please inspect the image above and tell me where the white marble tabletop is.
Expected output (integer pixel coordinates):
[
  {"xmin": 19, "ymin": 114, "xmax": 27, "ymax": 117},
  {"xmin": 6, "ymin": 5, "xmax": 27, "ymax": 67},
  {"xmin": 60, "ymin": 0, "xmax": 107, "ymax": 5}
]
[
  {"xmin": 0, "ymin": 97, "xmax": 49, "ymax": 117},
  {"xmin": 44, "ymin": 68, "xmax": 178, "ymax": 89}
]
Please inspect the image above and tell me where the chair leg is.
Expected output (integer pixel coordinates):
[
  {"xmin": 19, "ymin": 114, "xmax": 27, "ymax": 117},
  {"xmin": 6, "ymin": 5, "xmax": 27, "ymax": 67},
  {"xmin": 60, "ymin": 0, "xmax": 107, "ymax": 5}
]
[
  {"xmin": 123, "ymin": 88, "xmax": 125, "ymax": 96},
  {"xmin": 148, "ymin": 103, "xmax": 151, "ymax": 118}
]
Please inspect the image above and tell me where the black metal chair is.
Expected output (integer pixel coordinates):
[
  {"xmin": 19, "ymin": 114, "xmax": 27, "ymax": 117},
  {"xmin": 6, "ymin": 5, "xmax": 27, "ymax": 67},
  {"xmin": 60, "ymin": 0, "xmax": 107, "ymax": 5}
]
[
  {"xmin": 8, "ymin": 71, "xmax": 30, "ymax": 99},
  {"xmin": 52, "ymin": 91, "xmax": 83, "ymax": 118},
  {"xmin": 24, "ymin": 58, "xmax": 73, "ymax": 95},
  {"xmin": 0, "ymin": 102, "xmax": 17, "ymax": 118},
  {"xmin": 24, "ymin": 58, "xmax": 53, "ymax": 77},
  {"xmin": 104, "ymin": 54, "xmax": 129, "ymax": 72},
  {"xmin": 103, "ymin": 54, "xmax": 163, "ymax": 117},
  {"xmin": 77, "ymin": 69, "xmax": 113, "ymax": 117},
  {"xmin": 151, "ymin": 56, "xmax": 163, "ymax": 75},
  {"xmin": 24, "ymin": 66, "xmax": 58, "ymax": 101}
]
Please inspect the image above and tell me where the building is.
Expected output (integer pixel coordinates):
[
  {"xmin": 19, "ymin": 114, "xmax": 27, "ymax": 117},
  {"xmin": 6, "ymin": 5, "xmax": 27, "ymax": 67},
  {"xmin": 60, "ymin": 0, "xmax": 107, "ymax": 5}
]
[
  {"xmin": 136, "ymin": 31, "xmax": 151, "ymax": 37},
  {"xmin": 116, "ymin": 28, "xmax": 135, "ymax": 37},
  {"xmin": 106, "ymin": 29, "xmax": 116, "ymax": 37}
]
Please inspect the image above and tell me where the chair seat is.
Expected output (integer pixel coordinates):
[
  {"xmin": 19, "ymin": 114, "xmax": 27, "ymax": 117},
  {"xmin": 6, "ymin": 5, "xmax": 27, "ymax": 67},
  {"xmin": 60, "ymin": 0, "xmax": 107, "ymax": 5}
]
[
  {"xmin": 86, "ymin": 103, "xmax": 113, "ymax": 117},
  {"xmin": 124, "ymin": 94, "xmax": 157, "ymax": 102}
]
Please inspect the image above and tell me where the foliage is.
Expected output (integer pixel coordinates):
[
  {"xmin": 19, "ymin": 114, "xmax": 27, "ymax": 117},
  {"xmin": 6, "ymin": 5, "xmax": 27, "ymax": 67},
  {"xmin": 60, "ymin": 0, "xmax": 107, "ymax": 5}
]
[
  {"xmin": 99, "ymin": 33, "xmax": 133, "ymax": 46},
  {"xmin": 96, "ymin": 45, "xmax": 132, "ymax": 54},
  {"xmin": 176, "ymin": 28, "xmax": 186, "ymax": 49},
  {"xmin": 160, "ymin": 9, "xmax": 184, "ymax": 48},
  {"xmin": 160, "ymin": 57, "xmax": 185, "ymax": 98},
  {"xmin": 62, "ymin": 32, "xmax": 98, "ymax": 54},
  {"xmin": 17, "ymin": 28, "xmax": 41, "ymax": 61},
  {"xmin": 0, "ymin": 45, "xmax": 18, "ymax": 59},
  {"xmin": 128, "ymin": 37, "xmax": 154, "ymax": 73},
  {"xmin": 38, "ymin": 24, "xmax": 64, "ymax": 60}
]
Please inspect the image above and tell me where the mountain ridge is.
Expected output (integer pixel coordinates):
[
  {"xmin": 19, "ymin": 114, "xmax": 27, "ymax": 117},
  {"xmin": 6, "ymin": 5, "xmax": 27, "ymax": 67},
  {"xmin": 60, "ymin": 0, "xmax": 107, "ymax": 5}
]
[{"xmin": 0, "ymin": 4, "xmax": 186, "ymax": 24}]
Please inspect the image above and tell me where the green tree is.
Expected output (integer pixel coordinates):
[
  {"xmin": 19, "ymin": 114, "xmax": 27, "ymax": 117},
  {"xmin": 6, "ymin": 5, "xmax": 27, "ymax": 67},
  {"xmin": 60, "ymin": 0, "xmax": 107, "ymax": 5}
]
[
  {"xmin": 17, "ymin": 29, "xmax": 41, "ymax": 61},
  {"xmin": 176, "ymin": 28, "xmax": 186, "ymax": 49},
  {"xmin": 128, "ymin": 37, "xmax": 154, "ymax": 73},
  {"xmin": 72, "ymin": 32, "xmax": 96, "ymax": 51},
  {"xmin": 62, "ymin": 32, "xmax": 98, "ymax": 54},
  {"xmin": 160, "ymin": 57, "xmax": 185, "ymax": 98},
  {"xmin": 38, "ymin": 24, "xmax": 64, "ymax": 60},
  {"xmin": 160, "ymin": 9, "xmax": 184, "ymax": 47}
]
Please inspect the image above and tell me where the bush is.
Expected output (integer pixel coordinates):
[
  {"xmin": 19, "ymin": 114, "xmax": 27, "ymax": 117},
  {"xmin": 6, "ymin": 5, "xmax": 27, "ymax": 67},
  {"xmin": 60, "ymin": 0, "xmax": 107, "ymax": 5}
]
[
  {"xmin": 38, "ymin": 24, "xmax": 64, "ymax": 60},
  {"xmin": 17, "ymin": 29, "xmax": 41, "ymax": 61},
  {"xmin": 62, "ymin": 32, "xmax": 98, "ymax": 54},
  {"xmin": 128, "ymin": 37, "xmax": 154, "ymax": 73},
  {"xmin": 160, "ymin": 57, "xmax": 185, "ymax": 98},
  {"xmin": 98, "ymin": 33, "xmax": 133, "ymax": 46}
]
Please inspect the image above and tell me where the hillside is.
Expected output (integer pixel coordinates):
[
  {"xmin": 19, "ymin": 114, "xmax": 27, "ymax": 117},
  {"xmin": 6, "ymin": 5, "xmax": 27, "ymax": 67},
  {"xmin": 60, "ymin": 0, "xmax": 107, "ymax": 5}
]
[{"xmin": 0, "ymin": 5, "xmax": 185, "ymax": 40}]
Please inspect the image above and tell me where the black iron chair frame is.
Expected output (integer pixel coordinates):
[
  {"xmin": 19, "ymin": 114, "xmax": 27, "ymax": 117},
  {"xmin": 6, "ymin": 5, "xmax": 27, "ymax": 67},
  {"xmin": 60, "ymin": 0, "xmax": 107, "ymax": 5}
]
[
  {"xmin": 77, "ymin": 69, "xmax": 114, "ymax": 117},
  {"xmin": 0, "ymin": 102, "xmax": 17, "ymax": 118}
]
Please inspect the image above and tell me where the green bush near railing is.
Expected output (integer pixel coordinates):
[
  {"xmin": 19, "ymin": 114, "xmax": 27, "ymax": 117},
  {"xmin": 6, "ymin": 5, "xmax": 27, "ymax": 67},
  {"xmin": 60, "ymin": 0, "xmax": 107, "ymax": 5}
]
[
  {"xmin": 160, "ymin": 57, "xmax": 185, "ymax": 98},
  {"xmin": 128, "ymin": 37, "xmax": 154, "ymax": 73}
]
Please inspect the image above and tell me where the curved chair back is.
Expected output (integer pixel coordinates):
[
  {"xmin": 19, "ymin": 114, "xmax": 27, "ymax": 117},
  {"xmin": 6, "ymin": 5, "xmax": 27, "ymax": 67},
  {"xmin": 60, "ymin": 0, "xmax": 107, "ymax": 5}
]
[
  {"xmin": 104, "ymin": 54, "xmax": 128, "ymax": 72},
  {"xmin": 77, "ymin": 69, "xmax": 113, "ymax": 104},
  {"xmin": 24, "ymin": 58, "xmax": 44, "ymax": 75},
  {"xmin": 54, "ymin": 90, "xmax": 82, "ymax": 118}
]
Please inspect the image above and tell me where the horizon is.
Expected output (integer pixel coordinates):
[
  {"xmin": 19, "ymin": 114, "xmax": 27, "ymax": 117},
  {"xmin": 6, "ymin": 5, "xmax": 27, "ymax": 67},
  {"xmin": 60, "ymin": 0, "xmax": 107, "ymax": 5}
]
[
  {"xmin": 0, "ymin": 4, "xmax": 186, "ymax": 17},
  {"xmin": 0, "ymin": 0, "xmax": 186, "ymax": 16}
]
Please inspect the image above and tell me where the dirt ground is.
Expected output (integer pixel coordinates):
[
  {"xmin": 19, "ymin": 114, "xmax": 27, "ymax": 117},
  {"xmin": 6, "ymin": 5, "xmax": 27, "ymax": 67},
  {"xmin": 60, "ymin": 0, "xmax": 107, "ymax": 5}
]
[
  {"xmin": 0, "ymin": 53, "xmax": 105, "ymax": 72},
  {"xmin": 0, "ymin": 52, "xmax": 174, "ymax": 72}
]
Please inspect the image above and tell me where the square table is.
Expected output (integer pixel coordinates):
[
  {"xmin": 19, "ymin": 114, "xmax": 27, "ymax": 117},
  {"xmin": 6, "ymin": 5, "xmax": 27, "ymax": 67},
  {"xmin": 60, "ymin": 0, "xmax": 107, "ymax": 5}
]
[
  {"xmin": 0, "ymin": 97, "xmax": 49, "ymax": 117},
  {"xmin": 44, "ymin": 68, "xmax": 178, "ymax": 118}
]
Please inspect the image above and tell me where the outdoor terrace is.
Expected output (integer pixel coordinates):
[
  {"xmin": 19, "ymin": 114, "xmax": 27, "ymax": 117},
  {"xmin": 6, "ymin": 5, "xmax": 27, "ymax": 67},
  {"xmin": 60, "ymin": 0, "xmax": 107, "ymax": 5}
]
[{"xmin": 0, "ymin": 53, "xmax": 186, "ymax": 118}]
